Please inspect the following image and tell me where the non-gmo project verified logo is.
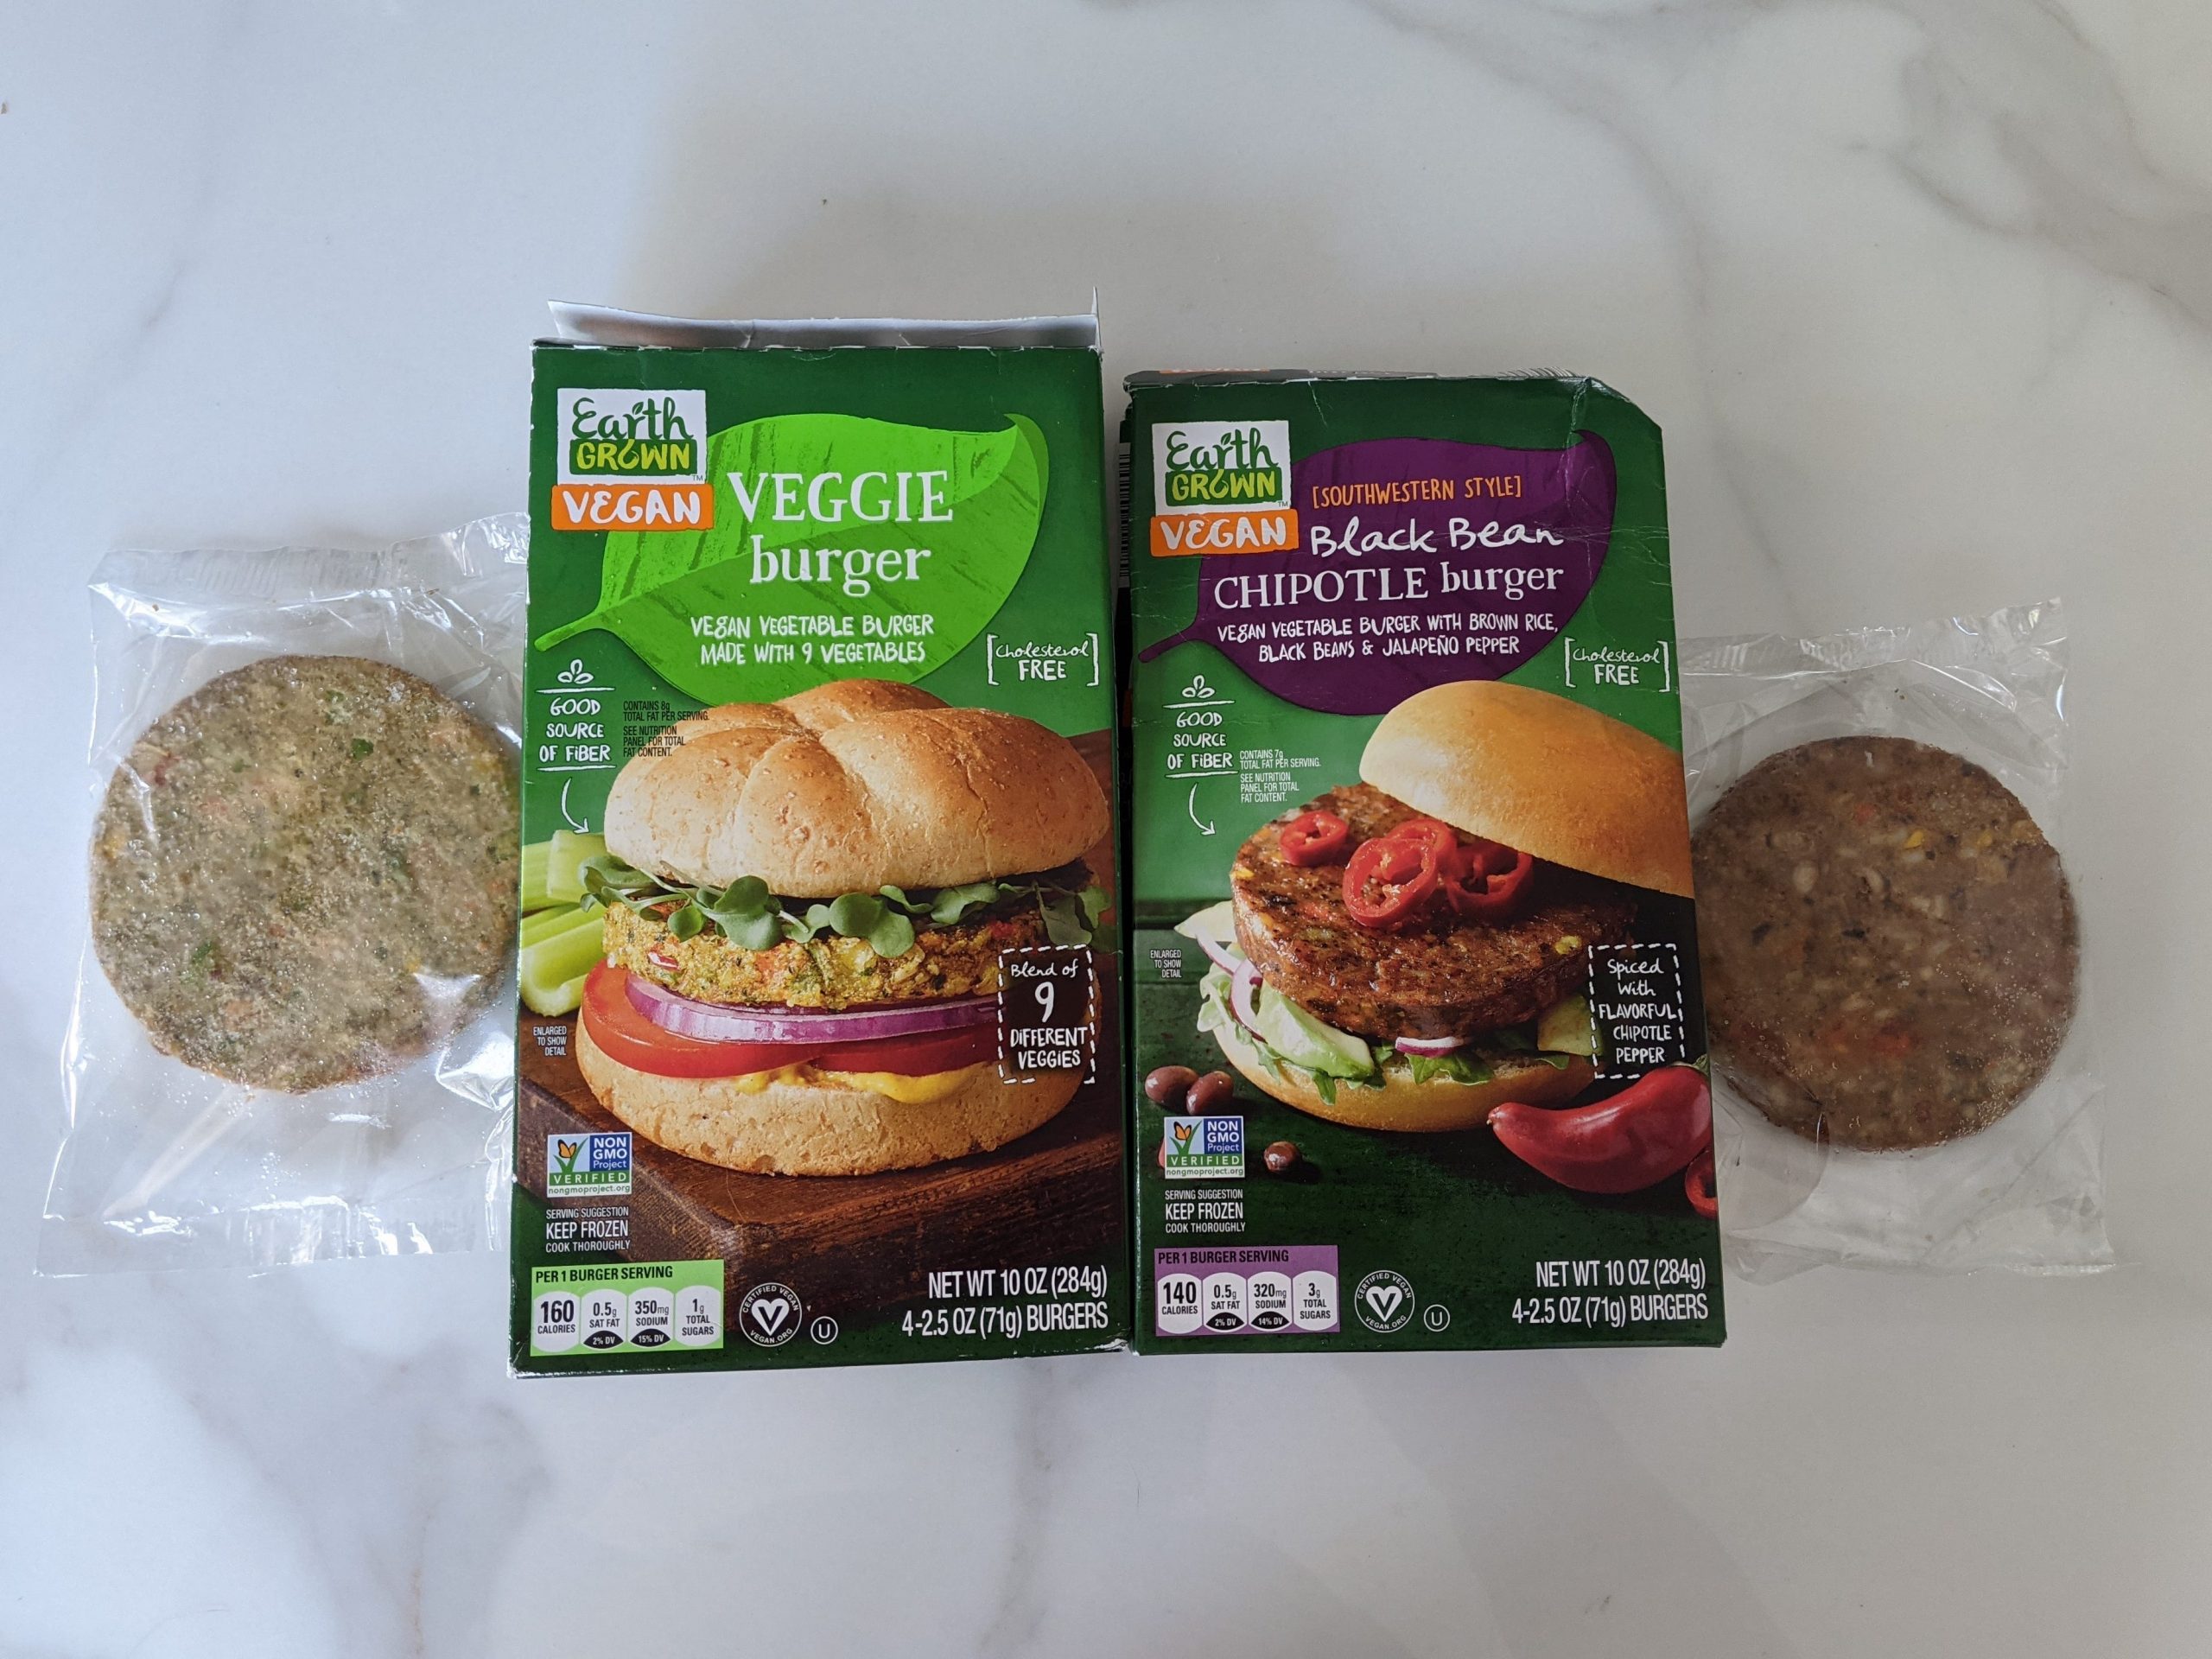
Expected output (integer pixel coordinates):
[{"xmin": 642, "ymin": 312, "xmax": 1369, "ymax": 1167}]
[
  {"xmin": 546, "ymin": 1131, "xmax": 632, "ymax": 1198},
  {"xmin": 1163, "ymin": 1115, "xmax": 1244, "ymax": 1181}
]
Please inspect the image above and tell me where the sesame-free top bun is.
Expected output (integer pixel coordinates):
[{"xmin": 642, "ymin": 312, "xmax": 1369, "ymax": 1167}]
[
  {"xmin": 575, "ymin": 1018, "xmax": 1080, "ymax": 1175},
  {"xmin": 1209, "ymin": 1014, "xmax": 1593, "ymax": 1133},
  {"xmin": 604, "ymin": 681, "xmax": 1109, "ymax": 895},
  {"xmin": 1359, "ymin": 680, "xmax": 1694, "ymax": 898}
]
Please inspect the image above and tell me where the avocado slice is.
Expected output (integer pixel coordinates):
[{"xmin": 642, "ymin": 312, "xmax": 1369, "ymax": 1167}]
[
  {"xmin": 1253, "ymin": 982, "xmax": 1376, "ymax": 1080},
  {"xmin": 1535, "ymin": 992, "xmax": 1599, "ymax": 1058}
]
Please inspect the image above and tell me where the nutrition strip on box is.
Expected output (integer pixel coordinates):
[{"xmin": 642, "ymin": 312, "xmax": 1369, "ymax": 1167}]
[
  {"xmin": 511, "ymin": 312, "xmax": 1128, "ymax": 1373},
  {"xmin": 1126, "ymin": 372, "xmax": 1725, "ymax": 1352}
]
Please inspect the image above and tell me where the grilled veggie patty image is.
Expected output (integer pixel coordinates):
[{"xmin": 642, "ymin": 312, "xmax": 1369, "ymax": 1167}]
[
  {"xmin": 573, "ymin": 680, "xmax": 1111, "ymax": 1176},
  {"xmin": 89, "ymin": 654, "xmax": 518, "ymax": 1091},
  {"xmin": 1693, "ymin": 735, "xmax": 2078, "ymax": 1149},
  {"xmin": 1185, "ymin": 680, "xmax": 1694, "ymax": 1134}
]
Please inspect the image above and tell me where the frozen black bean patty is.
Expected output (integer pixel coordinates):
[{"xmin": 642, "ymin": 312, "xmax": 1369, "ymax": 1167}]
[
  {"xmin": 90, "ymin": 655, "xmax": 519, "ymax": 1090},
  {"xmin": 1692, "ymin": 736, "xmax": 2076, "ymax": 1149}
]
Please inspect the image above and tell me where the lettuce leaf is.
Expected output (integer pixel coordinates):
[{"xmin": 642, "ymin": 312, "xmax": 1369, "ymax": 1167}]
[{"xmin": 579, "ymin": 854, "xmax": 1103, "ymax": 958}]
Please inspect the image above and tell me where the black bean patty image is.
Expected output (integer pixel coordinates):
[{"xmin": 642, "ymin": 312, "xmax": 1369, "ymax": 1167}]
[
  {"xmin": 1230, "ymin": 784, "xmax": 1635, "ymax": 1041},
  {"xmin": 1693, "ymin": 737, "xmax": 2077, "ymax": 1150},
  {"xmin": 90, "ymin": 655, "xmax": 519, "ymax": 1091}
]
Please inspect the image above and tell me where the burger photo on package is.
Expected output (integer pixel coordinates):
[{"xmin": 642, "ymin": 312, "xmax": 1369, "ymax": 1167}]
[
  {"xmin": 569, "ymin": 680, "xmax": 1109, "ymax": 1176},
  {"xmin": 1178, "ymin": 680, "xmax": 1694, "ymax": 1131}
]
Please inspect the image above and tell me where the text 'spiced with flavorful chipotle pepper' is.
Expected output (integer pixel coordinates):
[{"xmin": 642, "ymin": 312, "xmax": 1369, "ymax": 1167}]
[
  {"xmin": 1127, "ymin": 372, "xmax": 1724, "ymax": 1351},
  {"xmin": 511, "ymin": 314, "xmax": 1128, "ymax": 1375}
]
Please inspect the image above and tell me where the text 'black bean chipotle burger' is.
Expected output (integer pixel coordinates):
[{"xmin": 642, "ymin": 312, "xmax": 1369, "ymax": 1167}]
[
  {"xmin": 572, "ymin": 680, "xmax": 1109, "ymax": 1175},
  {"xmin": 1179, "ymin": 681, "xmax": 1694, "ymax": 1132}
]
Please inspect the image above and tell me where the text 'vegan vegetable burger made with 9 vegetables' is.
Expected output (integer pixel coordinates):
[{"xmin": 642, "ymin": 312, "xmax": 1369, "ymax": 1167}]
[
  {"xmin": 1179, "ymin": 680, "xmax": 1694, "ymax": 1132},
  {"xmin": 570, "ymin": 680, "xmax": 1110, "ymax": 1176}
]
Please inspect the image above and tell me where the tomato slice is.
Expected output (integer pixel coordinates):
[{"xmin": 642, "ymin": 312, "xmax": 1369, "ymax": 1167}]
[
  {"xmin": 1279, "ymin": 808, "xmax": 1351, "ymax": 868},
  {"xmin": 578, "ymin": 963, "xmax": 996, "ymax": 1080},
  {"xmin": 1343, "ymin": 835, "xmax": 1441, "ymax": 930},
  {"xmin": 811, "ymin": 1024, "xmax": 996, "ymax": 1077}
]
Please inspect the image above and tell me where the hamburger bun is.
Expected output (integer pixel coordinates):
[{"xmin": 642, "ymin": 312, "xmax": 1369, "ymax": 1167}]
[
  {"xmin": 605, "ymin": 680, "xmax": 1109, "ymax": 895},
  {"xmin": 575, "ymin": 1020, "xmax": 1081, "ymax": 1176},
  {"xmin": 1359, "ymin": 680, "xmax": 1694, "ymax": 897},
  {"xmin": 1210, "ymin": 1016, "xmax": 1595, "ymax": 1133}
]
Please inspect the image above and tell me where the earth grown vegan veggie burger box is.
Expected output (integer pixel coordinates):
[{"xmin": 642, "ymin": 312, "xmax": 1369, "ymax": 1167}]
[
  {"xmin": 1126, "ymin": 372, "xmax": 1724, "ymax": 1351},
  {"xmin": 511, "ymin": 308, "xmax": 1127, "ymax": 1372}
]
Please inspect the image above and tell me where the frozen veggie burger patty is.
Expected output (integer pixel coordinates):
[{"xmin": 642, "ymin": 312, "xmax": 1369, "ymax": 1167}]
[
  {"xmin": 1692, "ymin": 736, "xmax": 2077, "ymax": 1149},
  {"xmin": 90, "ymin": 655, "xmax": 519, "ymax": 1091},
  {"xmin": 571, "ymin": 679, "xmax": 1111, "ymax": 1176}
]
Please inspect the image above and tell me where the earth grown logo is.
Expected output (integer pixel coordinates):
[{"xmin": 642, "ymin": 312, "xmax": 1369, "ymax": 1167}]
[
  {"xmin": 563, "ymin": 392, "xmax": 702, "ymax": 478},
  {"xmin": 1155, "ymin": 420, "xmax": 1291, "ymax": 510}
]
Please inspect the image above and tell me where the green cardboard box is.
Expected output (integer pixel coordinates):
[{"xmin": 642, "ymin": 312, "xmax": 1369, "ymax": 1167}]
[{"xmin": 511, "ymin": 311, "xmax": 1127, "ymax": 1372}]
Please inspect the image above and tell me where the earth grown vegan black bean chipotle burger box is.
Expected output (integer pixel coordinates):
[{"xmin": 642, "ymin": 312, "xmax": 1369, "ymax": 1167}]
[
  {"xmin": 512, "ymin": 308, "xmax": 1126, "ymax": 1371},
  {"xmin": 1126, "ymin": 372, "xmax": 1724, "ymax": 1351}
]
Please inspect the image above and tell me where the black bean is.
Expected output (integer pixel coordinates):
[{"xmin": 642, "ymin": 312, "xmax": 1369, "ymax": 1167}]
[
  {"xmin": 1185, "ymin": 1070, "xmax": 1235, "ymax": 1114},
  {"xmin": 1144, "ymin": 1065, "xmax": 1198, "ymax": 1108}
]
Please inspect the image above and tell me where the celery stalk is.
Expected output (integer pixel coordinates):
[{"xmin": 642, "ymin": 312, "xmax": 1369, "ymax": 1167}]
[
  {"xmin": 520, "ymin": 906, "xmax": 606, "ymax": 1016},
  {"xmin": 519, "ymin": 838, "xmax": 555, "ymax": 912},
  {"xmin": 546, "ymin": 830, "xmax": 608, "ymax": 904},
  {"xmin": 521, "ymin": 902, "xmax": 583, "ymax": 947}
]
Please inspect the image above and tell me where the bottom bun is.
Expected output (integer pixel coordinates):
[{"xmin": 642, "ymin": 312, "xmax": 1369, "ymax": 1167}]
[
  {"xmin": 575, "ymin": 1021, "xmax": 1081, "ymax": 1176},
  {"xmin": 1211, "ymin": 1018, "xmax": 1595, "ymax": 1133}
]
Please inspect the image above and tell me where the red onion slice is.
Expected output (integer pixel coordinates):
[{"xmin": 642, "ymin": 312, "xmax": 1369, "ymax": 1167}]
[
  {"xmin": 1230, "ymin": 961, "xmax": 1265, "ymax": 1036},
  {"xmin": 1395, "ymin": 1034, "xmax": 1467, "ymax": 1057},
  {"xmin": 1194, "ymin": 933, "xmax": 1243, "ymax": 976},
  {"xmin": 626, "ymin": 972, "xmax": 996, "ymax": 1045}
]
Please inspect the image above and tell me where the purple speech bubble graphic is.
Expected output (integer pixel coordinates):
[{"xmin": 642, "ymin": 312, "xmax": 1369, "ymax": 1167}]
[{"xmin": 1145, "ymin": 435, "xmax": 1616, "ymax": 715}]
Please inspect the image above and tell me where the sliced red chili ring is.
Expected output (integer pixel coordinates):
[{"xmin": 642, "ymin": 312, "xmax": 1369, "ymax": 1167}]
[
  {"xmin": 1387, "ymin": 817, "xmax": 1466, "ymax": 879},
  {"xmin": 1446, "ymin": 845, "xmax": 1535, "ymax": 918},
  {"xmin": 1279, "ymin": 808, "xmax": 1351, "ymax": 868},
  {"xmin": 1343, "ymin": 834, "xmax": 1442, "ymax": 930}
]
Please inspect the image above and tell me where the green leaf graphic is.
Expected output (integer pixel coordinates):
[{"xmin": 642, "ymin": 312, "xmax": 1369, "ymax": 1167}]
[{"xmin": 536, "ymin": 412, "xmax": 1049, "ymax": 703}]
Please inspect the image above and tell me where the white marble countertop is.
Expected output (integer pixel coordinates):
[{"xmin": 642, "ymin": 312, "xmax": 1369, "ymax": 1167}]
[{"xmin": 5, "ymin": 4, "xmax": 2211, "ymax": 1654}]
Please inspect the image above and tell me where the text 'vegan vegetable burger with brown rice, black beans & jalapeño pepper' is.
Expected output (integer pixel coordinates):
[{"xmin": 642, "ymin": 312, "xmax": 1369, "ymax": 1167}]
[
  {"xmin": 1177, "ymin": 680, "xmax": 1695, "ymax": 1132},
  {"xmin": 570, "ymin": 679, "xmax": 1110, "ymax": 1176}
]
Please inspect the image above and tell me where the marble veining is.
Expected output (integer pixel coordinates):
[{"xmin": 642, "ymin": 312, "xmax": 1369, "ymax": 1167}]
[{"xmin": 3, "ymin": 3, "xmax": 2211, "ymax": 1655}]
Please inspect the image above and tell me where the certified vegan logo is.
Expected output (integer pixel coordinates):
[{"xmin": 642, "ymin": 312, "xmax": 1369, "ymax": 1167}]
[
  {"xmin": 1353, "ymin": 1268, "xmax": 1415, "ymax": 1333},
  {"xmin": 545, "ymin": 1131, "xmax": 632, "ymax": 1198},
  {"xmin": 738, "ymin": 1281, "xmax": 804, "ymax": 1346}
]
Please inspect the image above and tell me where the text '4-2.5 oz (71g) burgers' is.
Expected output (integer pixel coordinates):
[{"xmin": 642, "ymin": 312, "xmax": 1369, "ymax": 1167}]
[{"xmin": 571, "ymin": 679, "xmax": 1110, "ymax": 1177}]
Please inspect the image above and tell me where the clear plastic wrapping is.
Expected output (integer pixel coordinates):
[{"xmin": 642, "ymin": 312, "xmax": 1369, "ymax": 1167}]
[
  {"xmin": 1681, "ymin": 600, "xmax": 2110, "ymax": 1277},
  {"xmin": 42, "ymin": 516, "xmax": 527, "ymax": 1274}
]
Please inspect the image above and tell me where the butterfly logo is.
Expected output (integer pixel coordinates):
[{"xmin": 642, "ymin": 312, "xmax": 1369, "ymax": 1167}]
[
  {"xmin": 554, "ymin": 1139, "xmax": 582, "ymax": 1175},
  {"xmin": 1169, "ymin": 1122, "xmax": 1197, "ymax": 1155}
]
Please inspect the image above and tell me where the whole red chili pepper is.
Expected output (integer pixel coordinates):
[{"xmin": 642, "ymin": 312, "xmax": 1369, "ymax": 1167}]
[
  {"xmin": 1684, "ymin": 1145, "xmax": 1719, "ymax": 1218},
  {"xmin": 1489, "ymin": 1065, "xmax": 1712, "ymax": 1195}
]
